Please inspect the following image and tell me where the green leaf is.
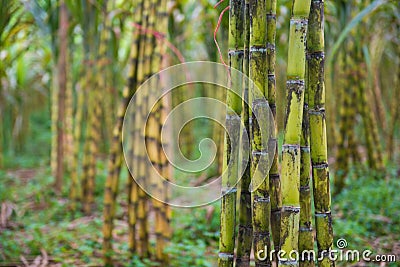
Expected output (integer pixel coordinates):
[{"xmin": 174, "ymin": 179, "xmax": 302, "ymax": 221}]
[{"xmin": 327, "ymin": 0, "xmax": 388, "ymax": 67}]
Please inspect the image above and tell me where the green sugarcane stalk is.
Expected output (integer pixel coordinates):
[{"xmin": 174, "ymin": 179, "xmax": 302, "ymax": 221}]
[
  {"xmin": 299, "ymin": 58, "xmax": 314, "ymax": 267},
  {"xmin": 80, "ymin": 0, "xmax": 103, "ymax": 214},
  {"xmin": 236, "ymin": 0, "xmax": 252, "ymax": 266},
  {"xmin": 355, "ymin": 48, "xmax": 383, "ymax": 172},
  {"xmin": 358, "ymin": 2, "xmax": 384, "ymax": 172},
  {"xmin": 307, "ymin": 1, "xmax": 334, "ymax": 266},
  {"xmin": 335, "ymin": 50, "xmax": 351, "ymax": 193},
  {"xmin": 248, "ymin": 0, "xmax": 273, "ymax": 266},
  {"xmin": 387, "ymin": 39, "xmax": 400, "ymax": 161},
  {"xmin": 96, "ymin": 0, "xmax": 114, "ymax": 153},
  {"xmin": 279, "ymin": 0, "xmax": 311, "ymax": 266},
  {"xmin": 345, "ymin": 66, "xmax": 360, "ymax": 164},
  {"xmin": 342, "ymin": 49, "xmax": 360, "ymax": 165},
  {"xmin": 219, "ymin": 1, "xmax": 244, "ymax": 266},
  {"xmin": 82, "ymin": 65, "xmax": 101, "ymax": 214},
  {"xmin": 50, "ymin": 71, "xmax": 58, "ymax": 182},
  {"xmin": 265, "ymin": 1, "xmax": 282, "ymax": 261},
  {"xmin": 70, "ymin": 75, "xmax": 86, "ymax": 211},
  {"xmin": 62, "ymin": 1, "xmax": 78, "ymax": 208}
]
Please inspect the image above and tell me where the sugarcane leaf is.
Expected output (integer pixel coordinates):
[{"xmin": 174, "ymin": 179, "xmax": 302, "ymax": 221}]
[
  {"xmin": 327, "ymin": 0, "xmax": 388, "ymax": 67},
  {"xmin": 21, "ymin": 0, "xmax": 50, "ymax": 34},
  {"xmin": 362, "ymin": 45, "xmax": 373, "ymax": 85}
]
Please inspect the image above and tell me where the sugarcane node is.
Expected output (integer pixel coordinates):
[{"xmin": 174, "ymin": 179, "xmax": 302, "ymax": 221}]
[
  {"xmin": 254, "ymin": 195, "xmax": 271, "ymax": 203},
  {"xmin": 282, "ymin": 206, "xmax": 301, "ymax": 213},
  {"xmin": 312, "ymin": 163, "xmax": 328, "ymax": 169},
  {"xmin": 228, "ymin": 49, "xmax": 245, "ymax": 56},
  {"xmin": 219, "ymin": 252, "xmax": 235, "ymax": 260},
  {"xmin": 269, "ymin": 173, "xmax": 280, "ymax": 180},
  {"xmin": 278, "ymin": 259, "xmax": 298, "ymax": 266},
  {"xmin": 300, "ymin": 185, "xmax": 311, "ymax": 192},
  {"xmin": 308, "ymin": 109, "xmax": 325, "ymax": 115},
  {"xmin": 299, "ymin": 226, "xmax": 313, "ymax": 232},
  {"xmin": 239, "ymin": 224, "xmax": 253, "ymax": 230}
]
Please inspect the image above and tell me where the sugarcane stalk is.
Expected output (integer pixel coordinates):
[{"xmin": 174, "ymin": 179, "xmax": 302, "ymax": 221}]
[
  {"xmin": 279, "ymin": 1, "xmax": 311, "ymax": 266},
  {"xmin": 80, "ymin": 0, "xmax": 103, "ymax": 214},
  {"xmin": 357, "ymin": 61, "xmax": 383, "ymax": 171},
  {"xmin": 248, "ymin": 0, "xmax": 273, "ymax": 266},
  {"xmin": 154, "ymin": 38, "xmax": 172, "ymax": 262},
  {"xmin": 51, "ymin": 72, "xmax": 58, "ymax": 181},
  {"xmin": 346, "ymin": 79, "xmax": 360, "ymax": 164},
  {"xmin": 82, "ymin": 81, "xmax": 102, "ymax": 213},
  {"xmin": 147, "ymin": 0, "xmax": 170, "ymax": 262},
  {"xmin": 70, "ymin": 75, "xmax": 86, "ymax": 211},
  {"xmin": 307, "ymin": 1, "xmax": 334, "ymax": 266},
  {"xmin": 299, "ymin": 45, "xmax": 314, "ymax": 267},
  {"xmin": 387, "ymin": 43, "xmax": 400, "ymax": 161},
  {"xmin": 136, "ymin": 0, "xmax": 155, "ymax": 257},
  {"xmin": 64, "ymin": 43, "xmax": 74, "ymax": 176},
  {"xmin": 125, "ymin": 0, "xmax": 147, "ymax": 256},
  {"xmin": 97, "ymin": 0, "xmax": 114, "ymax": 154},
  {"xmin": 102, "ymin": 0, "xmax": 144, "ymax": 263},
  {"xmin": 219, "ymin": 1, "xmax": 244, "ymax": 266},
  {"xmin": 265, "ymin": 0, "xmax": 281, "ymax": 261},
  {"xmin": 158, "ymin": 99, "xmax": 172, "ymax": 263},
  {"xmin": 67, "ymin": 74, "xmax": 78, "ymax": 209},
  {"xmin": 335, "ymin": 50, "xmax": 351, "ymax": 193},
  {"xmin": 235, "ymin": 0, "xmax": 252, "ymax": 266},
  {"xmin": 55, "ymin": 0, "xmax": 68, "ymax": 193}
]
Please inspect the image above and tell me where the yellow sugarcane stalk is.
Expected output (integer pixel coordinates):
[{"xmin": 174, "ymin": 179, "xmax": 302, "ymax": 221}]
[
  {"xmin": 102, "ymin": 0, "xmax": 144, "ymax": 263},
  {"xmin": 308, "ymin": 1, "xmax": 334, "ymax": 266},
  {"xmin": 279, "ymin": 1, "xmax": 310, "ymax": 266}
]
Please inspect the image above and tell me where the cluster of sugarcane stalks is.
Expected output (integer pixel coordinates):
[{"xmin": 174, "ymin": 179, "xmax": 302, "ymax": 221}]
[
  {"xmin": 63, "ymin": 0, "xmax": 116, "ymax": 214},
  {"xmin": 334, "ymin": 0, "xmax": 384, "ymax": 194},
  {"xmin": 219, "ymin": 0, "xmax": 334, "ymax": 266},
  {"xmin": 102, "ymin": 0, "xmax": 171, "ymax": 265}
]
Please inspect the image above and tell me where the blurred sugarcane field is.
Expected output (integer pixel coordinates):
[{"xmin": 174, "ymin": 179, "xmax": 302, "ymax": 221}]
[{"xmin": 0, "ymin": 0, "xmax": 399, "ymax": 266}]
